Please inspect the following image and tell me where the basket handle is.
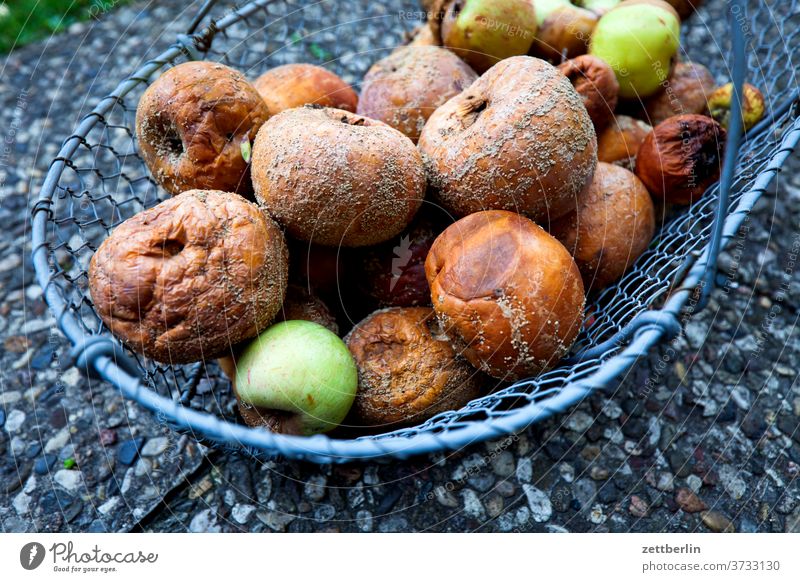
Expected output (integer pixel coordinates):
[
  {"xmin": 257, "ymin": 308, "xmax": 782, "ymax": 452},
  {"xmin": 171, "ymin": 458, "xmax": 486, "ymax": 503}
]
[
  {"xmin": 698, "ymin": 0, "xmax": 747, "ymax": 307},
  {"xmin": 187, "ymin": 0, "xmax": 223, "ymax": 34}
]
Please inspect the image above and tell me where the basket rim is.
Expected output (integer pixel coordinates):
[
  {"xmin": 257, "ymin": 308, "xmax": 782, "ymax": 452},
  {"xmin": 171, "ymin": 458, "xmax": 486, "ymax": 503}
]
[{"xmin": 30, "ymin": 0, "xmax": 800, "ymax": 462}]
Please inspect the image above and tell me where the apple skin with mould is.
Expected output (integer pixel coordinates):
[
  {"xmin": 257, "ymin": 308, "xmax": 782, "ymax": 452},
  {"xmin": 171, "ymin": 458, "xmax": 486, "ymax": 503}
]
[
  {"xmin": 433, "ymin": 0, "xmax": 538, "ymax": 72},
  {"xmin": 235, "ymin": 321, "xmax": 358, "ymax": 435},
  {"xmin": 589, "ymin": 0, "xmax": 680, "ymax": 99}
]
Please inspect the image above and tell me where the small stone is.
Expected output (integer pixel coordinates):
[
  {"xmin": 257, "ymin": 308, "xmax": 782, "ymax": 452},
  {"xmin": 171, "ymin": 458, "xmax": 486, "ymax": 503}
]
[
  {"xmin": 522, "ymin": 484, "xmax": 552, "ymax": 522},
  {"xmin": 490, "ymin": 451, "xmax": 515, "ymax": 477},
  {"xmin": 656, "ymin": 472, "xmax": 675, "ymax": 492},
  {"xmin": 117, "ymin": 438, "xmax": 144, "ymax": 465},
  {"xmin": 675, "ymin": 488, "xmax": 707, "ymax": 513},
  {"xmin": 314, "ymin": 504, "xmax": 336, "ymax": 522},
  {"xmin": 141, "ymin": 436, "xmax": 169, "ymax": 456},
  {"xmin": 356, "ymin": 510, "xmax": 373, "ymax": 532},
  {"xmin": 462, "ymin": 489, "xmax": 486, "ymax": 520},
  {"xmin": 304, "ymin": 475, "xmax": 327, "ymax": 502},
  {"xmin": 10, "ymin": 437, "xmax": 26, "ymax": 457},
  {"xmin": 4, "ymin": 410, "xmax": 25, "ymax": 432},
  {"xmin": 34, "ymin": 454, "xmax": 57, "ymax": 474},
  {"xmin": 134, "ymin": 458, "xmax": 151, "ymax": 477},
  {"xmin": 53, "ymin": 469, "xmax": 83, "ymax": 492},
  {"xmin": 572, "ymin": 478, "xmax": 597, "ymax": 510},
  {"xmin": 629, "ymin": 495, "xmax": 649, "ymax": 518},
  {"xmin": 189, "ymin": 509, "xmax": 221, "ymax": 533},
  {"xmin": 257, "ymin": 508, "xmax": 295, "ymax": 532},
  {"xmin": 485, "ymin": 494, "xmax": 504, "ymax": 518},
  {"xmin": 44, "ymin": 429, "xmax": 69, "ymax": 453},
  {"xmin": 378, "ymin": 515, "xmax": 409, "ymax": 532},
  {"xmin": 98, "ymin": 497, "xmax": 120, "ymax": 516},
  {"xmin": 701, "ymin": 510, "xmax": 735, "ymax": 533},
  {"xmin": 232, "ymin": 504, "xmax": 256, "ymax": 525},
  {"xmin": 515, "ymin": 458, "xmax": 533, "ymax": 483},
  {"xmin": 434, "ymin": 486, "xmax": 459, "ymax": 508},
  {"xmin": 685, "ymin": 474, "xmax": 703, "ymax": 493},
  {"xmin": 589, "ymin": 504, "xmax": 607, "ymax": 525},
  {"xmin": 0, "ymin": 409, "xmax": 5, "ymax": 428},
  {"xmin": 13, "ymin": 491, "xmax": 31, "ymax": 515},
  {"xmin": 495, "ymin": 480, "xmax": 515, "ymax": 497},
  {"xmin": 566, "ymin": 411, "xmax": 593, "ymax": 433},
  {"xmin": 99, "ymin": 429, "xmax": 116, "ymax": 446},
  {"xmin": 718, "ymin": 465, "xmax": 747, "ymax": 500},
  {"xmin": 0, "ymin": 391, "xmax": 21, "ymax": 405},
  {"xmin": 590, "ymin": 466, "xmax": 609, "ymax": 481}
]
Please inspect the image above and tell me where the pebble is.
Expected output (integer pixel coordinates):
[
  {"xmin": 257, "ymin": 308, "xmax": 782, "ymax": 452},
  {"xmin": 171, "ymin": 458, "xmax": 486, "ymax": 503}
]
[
  {"xmin": 257, "ymin": 507, "xmax": 295, "ymax": 532},
  {"xmin": 141, "ymin": 437, "xmax": 169, "ymax": 456},
  {"xmin": 490, "ymin": 451, "xmax": 515, "ymax": 477},
  {"xmin": 718, "ymin": 465, "xmax": 747, "ymax": 500},
  {"xmin": 589, "ymin": 504, "xmax": 607, "ymax": 525},
  {"xmin": 378, "ymin": 516, "xmax": 409, "ymax": 532},
  {"xmin": 0, "ymin": 391, "xmax": 21, "ymax": 405},
  {"xmin": 572, "ymin": 478, "xmax": 597, "ymax": 510},
  {"xmin": 515, "ymin": 458, "xmax": 533, "ymax": 483},
  {"xmin": 10, "ymin": 436, "xmax": 26, "ymax": 457},
  {"xmin": 434, "ymin": 486, "xmax": 459, "ymax": 508},
  {"xmin": 462, "ymin": 489, "xmax": 486, "ymax": 520},
  {"xmin": 656, "ymin": 472, "xmax": 675, "ymax": 492},
  {"xmin": 117, "ymin": 438, "xmax": 144, "ymax": 466},
  {"xmin": 34, "ymin": 454, "xmax": 57, "ymax": 474},
  {"xmin": 590, "ymin": 466, "xmax": 610, "ymax": 481},
  {"xmin": 99, "ymin": 429, "xmax": 117, "ymax": 446},
  {"xmin": 566, "ymin": 411, "xmax": 593, "ymax": 433},
  {"xmin": 53, "ymin": 469, "xmax": 83, "ymax": 492},
  {"xmin": 785, "ymin": 508, "xmax": 800, "ymax": 533},
  {"xmin": 303, "ymin": 474, "xmax": 327, "ymax": 502},
  {"xmin": 189, "ymin": 509, "xmax": 221, "ymax": 533},
  {"xmin": 44, "ymin": 429, "xmax": 70, "ymax": 453},
  {"xmin": 685, "ymin": 474, "xmax": 703, "ymax": 493},
  {"xmin": 485, "ymin": 494, "xmax": 504, "ymax": 518},
  {"xmin": 98, "ymin": 497, "xmax": 120, "ymax": 516},
  {"xmin": 522, "ymin": 484, "xmax": 552, "ymax": 522},
  {"xmin": 231, "ymin": 504, "xmax": 256, "ymax": 525},
  {"xmin": 629, "ymin": 496, "xmax": 649, "ymax": 518},
  {"xmin": 701, "ymin": 511, "xmax": 735, "ymax": 533},
  {"xmin": 4, "ymin": 409, "xmax": 25, "ymax": 432},
  {"xmin": 675, "ymin": 488, "xmax": 707, "ymax": 513},
  {"xmin": 314, "ymin": 504, "xmax": 336, "ymax": 522},
  {"xmin": 0, "ymin": 409, "xmax": 5, "ymax": 428},
  {"xmin": 356, "ymin": 510, "xmax": 374, "ymax": 532}
]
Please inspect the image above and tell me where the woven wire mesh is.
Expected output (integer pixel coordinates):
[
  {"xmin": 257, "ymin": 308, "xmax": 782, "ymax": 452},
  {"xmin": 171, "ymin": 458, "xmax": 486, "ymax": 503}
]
[{"xmin": 35, "ymin": 0, "xmax": 800, "ymax": 458}]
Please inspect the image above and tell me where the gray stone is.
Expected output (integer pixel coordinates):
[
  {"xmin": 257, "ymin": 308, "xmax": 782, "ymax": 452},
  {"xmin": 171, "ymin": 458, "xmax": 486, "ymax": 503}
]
[
  {"xmin": 461, "ymin": 489, "xmax": 486, "ymax": 520},
  {"xmin": 718, "ymin": 465, "xmax": 747, "ymax": 500},
  {"xmin": 515, "ymin": 458, "xmax": 533, "ymax": 483},
  {"xmin": 356, "ymin": 510, "xmax": 373, "ymax": 532},
  {"xmin": 304, "ymin": 474, "xmax": 327, "ymax": 502},
  {"xmin": 231, "ymin": 504, "xmax": 256, "ymax": 525},
  {"xmin": 490, "ymin": 451, "xmax": 515, "ymax": 477},
  {"xmin": 189, "ymin": 509, "xmax": 221, "ymax": 533},
  {"xmin": 141, "ymin": 437, "xmax": 169, "ymax": 456},
  {"xmin": 4, "ymin": 410, "xmax": 25, "ymax": 432},
  {"xmin": 522, "ymin": 484, "xmax": 552, "ymax": 522},
  {"xmin": 53, "ymin": 469, "xmax": 83, "ymax": 492}
]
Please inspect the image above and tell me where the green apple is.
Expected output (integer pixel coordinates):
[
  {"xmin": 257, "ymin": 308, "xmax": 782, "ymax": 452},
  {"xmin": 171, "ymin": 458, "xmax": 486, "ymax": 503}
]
[
  {"xmin": 532, "ymin": 0, "xmax": 572, "ymax": 25},
  {"xmin": 578, "ymin": 0, "xmax": 622, "ymax": 13},
  {"xmin": 589, "ymin": 0, "xmax": 680, "ymax": 99},
  {"xmin": 235, "ymin": 320, "xmax": 358, "ymax": 435},
  {"xmin": 438, "ymin": 0, "xmax": 538, "ymax": 73}
]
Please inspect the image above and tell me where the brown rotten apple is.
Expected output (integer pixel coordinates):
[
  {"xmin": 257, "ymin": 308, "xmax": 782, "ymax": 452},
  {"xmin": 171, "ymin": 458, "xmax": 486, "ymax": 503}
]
[
  {"xmin": 558, "ymin": 54, "xmax": 619, "ymax": 131},
  {"xmin": 252, "ymin": 106, "xmax": 426, "ymax": 247},
  {"xmin": 597, "ymin": 114, "xmax": 652, "ymax": 170},
  {"xmin": 136, "ymin": 61, "xmax": 269, "ymax": 196},
  {"xmin": 550, "ymin": 162, "xmax": 656, "ymax": 290},
  {"xmin": 641, "ymin": 62, "xmax": 716, "ymax": 126},
  {"xmin": 357, "ymin": 46, "xmax": 478, "ymax": 143},
  {"xmin": 345, "ymin": 307, "xmax": 484, "ymax": 428},
  {"xmin": 418, "ymin": 56, "xmax": 597, "ymax": 224},
  {"xmin": 635, "ymin": 114, "xmax": 726, "ymax": 205},
  {"xmin": 252, "ymin": 63, "xmax": 358, "ymax": 116},
  {"xmin": 425, "ymin": 210, "xmax": 585, "ymax": 380}
]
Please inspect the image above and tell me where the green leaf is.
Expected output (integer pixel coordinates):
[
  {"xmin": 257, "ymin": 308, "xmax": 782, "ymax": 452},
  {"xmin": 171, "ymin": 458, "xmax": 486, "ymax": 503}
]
[
  {"xmin": 63, "ymin": 458, "xmax": 76, "ymax": 470},
  {"xmin": 309, "ymin": 42, "xmax": 332, "ymax": 62},
  {"xmin": 240, "ymin": 137, "xmax": 251, "ymax": 163}
]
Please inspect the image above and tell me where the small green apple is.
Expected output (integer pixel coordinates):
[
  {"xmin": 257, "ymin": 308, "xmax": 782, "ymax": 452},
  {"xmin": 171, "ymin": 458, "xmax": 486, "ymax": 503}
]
[
  {"xmin": 235, "ymin": 320, "xmax": 358, "ymax": 435},
  {"xmin": 438, "ymin": 0, "xmax": 538, "ymax": 73},
  {"xmin": 532, "ymin": 0, "xmax": 572, "ymax": 25},
  {"xmin": 589, "ymin": 0, "xmax": 680, "ymax": 99},
  {"xmin": 578, "ymin": 0, "xmax": 622, "ymax": 13}
]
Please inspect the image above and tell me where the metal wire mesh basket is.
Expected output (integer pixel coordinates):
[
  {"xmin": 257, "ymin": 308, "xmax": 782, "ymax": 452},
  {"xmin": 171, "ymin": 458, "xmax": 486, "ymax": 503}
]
[{"xmin": 31, "ymin": 0, "xmax": 800, "ymax": 462}]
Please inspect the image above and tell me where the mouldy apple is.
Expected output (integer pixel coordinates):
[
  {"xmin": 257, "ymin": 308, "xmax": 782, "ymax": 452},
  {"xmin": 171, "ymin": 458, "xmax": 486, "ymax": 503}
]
[
  {"xmin": 234, "ymin": 320, "xmax": 358, "ymax": 435},
  {"xmin": 707, "ymin": 82, "xmax": 765, "ymax": 132},
  {"xmin": 531, "ymin": 0, "xmax": 599, "ymax": 61},
  {"xmin": 433, "ymin": 0, "xmax": 538, "ymax": 72},
  {"xmin": 589, "ymin": 0, "xmax": 681, "ymax": 99}
]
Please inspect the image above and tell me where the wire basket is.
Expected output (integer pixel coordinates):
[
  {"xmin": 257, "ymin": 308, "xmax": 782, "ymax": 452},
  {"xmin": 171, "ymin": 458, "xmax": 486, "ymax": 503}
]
[{"xmin": 31, "ymin": 0, "xmax": 800, "ymax": 463}]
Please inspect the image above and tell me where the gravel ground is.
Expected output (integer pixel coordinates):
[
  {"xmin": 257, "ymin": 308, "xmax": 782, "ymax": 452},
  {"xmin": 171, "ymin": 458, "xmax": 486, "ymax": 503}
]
[{"xmin": 1, "ymin": 0, "xmax": 799, "ymax": 533}]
